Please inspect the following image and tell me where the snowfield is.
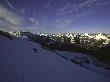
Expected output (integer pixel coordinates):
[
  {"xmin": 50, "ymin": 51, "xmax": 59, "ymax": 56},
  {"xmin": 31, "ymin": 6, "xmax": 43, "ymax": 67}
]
[{"xmin": 0, "ymin": 35, "xmax": 110, "ymax": 82}]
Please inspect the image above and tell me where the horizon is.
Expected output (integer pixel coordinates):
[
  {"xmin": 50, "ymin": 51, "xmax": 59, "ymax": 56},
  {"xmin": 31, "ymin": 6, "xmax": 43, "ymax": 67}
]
[{"xmin": 7, "ymin": 30, "xmax": 110, "ymax": 35}]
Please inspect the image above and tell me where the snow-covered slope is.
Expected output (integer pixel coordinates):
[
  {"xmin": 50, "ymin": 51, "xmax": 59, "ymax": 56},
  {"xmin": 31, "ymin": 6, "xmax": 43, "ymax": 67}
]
[{"xmin": 0, "ymin": 35, "xmax": 110, "ymax": 82}]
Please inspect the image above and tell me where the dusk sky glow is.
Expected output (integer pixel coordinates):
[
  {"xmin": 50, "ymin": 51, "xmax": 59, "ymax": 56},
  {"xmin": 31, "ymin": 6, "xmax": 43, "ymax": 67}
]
[{"xmin": 0, "ymin": 0, "xmax": 110, "ymax": 33}]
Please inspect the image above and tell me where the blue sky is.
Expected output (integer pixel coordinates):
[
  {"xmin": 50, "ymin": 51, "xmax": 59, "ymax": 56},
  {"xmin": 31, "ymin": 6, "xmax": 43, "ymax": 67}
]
[{"xmin": 0, "ymin": 0, "xmax": 110, "ymax": 33}]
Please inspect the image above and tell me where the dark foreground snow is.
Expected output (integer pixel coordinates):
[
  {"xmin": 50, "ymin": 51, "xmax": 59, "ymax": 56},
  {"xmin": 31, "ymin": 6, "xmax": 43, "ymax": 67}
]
[
  {"xmin": 55, "ymin": 51, "xmax": 110, "ymax": 77},
  {"xmin": 0, "ymin": 35, "xmax": 110, "ymax": 82}
]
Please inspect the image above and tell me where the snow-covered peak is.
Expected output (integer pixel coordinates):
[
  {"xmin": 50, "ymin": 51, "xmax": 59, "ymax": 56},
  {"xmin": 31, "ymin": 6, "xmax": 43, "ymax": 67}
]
[
  {"xmin": 81, "ymin": 33, "xmax": 93, "ymax": 38},
  {"xmin": 95, "ymin": 33, "xmax": 108, "ymax": 40},
  {"xmin": 84, "ymin": 33, "xmax": 89, "ymax": 36}
]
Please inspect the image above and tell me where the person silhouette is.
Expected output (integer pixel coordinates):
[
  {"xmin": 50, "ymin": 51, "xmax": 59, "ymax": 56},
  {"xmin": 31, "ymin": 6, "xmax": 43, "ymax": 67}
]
[
  {"xmin": 21, "ymin": 77, "xmax": 24, "ymax": 82},
  {"xmin": 33, "ymin": 48, "xmax": 38, "ymax": 54}
]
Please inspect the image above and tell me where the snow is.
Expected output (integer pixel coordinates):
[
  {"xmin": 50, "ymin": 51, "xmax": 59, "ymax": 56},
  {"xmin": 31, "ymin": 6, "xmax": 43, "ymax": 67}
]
[
  {"xmin": 0, "ymin": 35, "xmax": 110, "ymax": 82},
  {"xmin": 95, "ymin": 33, "xmax": 108, "ymax": 40},
  {"xmin": 55, "ymin": 51, "xmax": 110, "ymax": 77}
]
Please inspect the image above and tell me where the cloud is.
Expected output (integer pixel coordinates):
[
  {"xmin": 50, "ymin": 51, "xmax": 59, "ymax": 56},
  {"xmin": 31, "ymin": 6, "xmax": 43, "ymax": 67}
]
[
  {"xmin": 55, "ymin": 19, "xmax": 74, "ymax": 33},
  {"xmin": 21, "ymin": 9, "xmax": 25, "ymax": 13},
  {"xmin": 0, "ymin": 3, "xmax": 24, "ymax": 31},
  {"xmin": 28, "ymin": 18, "xmax": 41, "ymax": 29},
  {"xmin": 0, "ymin": 6, "xmax": 22, "ymax": 25},
  {"xmin": 56, "ymin": 19, "xmax": 73, "ymax": 28},
  {"xmin": 57, "ymin": 0, "xmax": 102, "ymax": 17},
  {"xmin": 25, "ymin": 15, "xmax": 48, "ymax": 32},
  {"xmin": 95, "ymin": 0, "xmax": 110, "ymax": 6},
  {"xmin": 44, "ymin": 3, "xmax": 50, "ymax": 8},
  {"xmin": 0, "ymin": 19, "xmax": 20, "ymax": 31},
  {"xmin": 57, "ymin": 2, "xmax": 73, "ymax": 16},
  {"xmin": 56, "ymin": 0, "xmax": 109, "ymax": 24},
  {"xmin": 76, "ymin": 10, "xmax": 92, "ymax": 18},
  {"xmin": 29, "ymin": 18, "xmax": 39, "ymax": 25},
  {"xmin": 78, "ymin": 0, "xmax": 96, "ymax": 8},
  {"xmin": 78, "ymin": 0, "xmax": 110, "ymax": 8},
  {"xmin": 5, "ymin": 0, "xmax": 15, "ymax": 10},
  {"xmin": 56, "ymin": 0, "xmax": 103, "ymax": 32}
]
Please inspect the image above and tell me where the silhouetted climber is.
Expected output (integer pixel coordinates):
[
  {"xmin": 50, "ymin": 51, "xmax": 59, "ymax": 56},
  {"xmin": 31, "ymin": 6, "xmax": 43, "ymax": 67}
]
[
  {"xmin": 18, "ymin": 75, "xmax": 24, "ymax": 82},
  {"xmin": 21, "ymin": 77, "xmax": 24, "ymax": 82},
  {"xmin": 33, "ymin": 48, "xmax": 38, "ymax": 54}
]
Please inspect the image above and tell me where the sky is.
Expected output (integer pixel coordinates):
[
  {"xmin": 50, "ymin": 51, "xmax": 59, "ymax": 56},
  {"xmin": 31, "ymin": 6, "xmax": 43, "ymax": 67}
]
[{"xmin": 0, "ymin": 0, "xmax": 110, "ymax": 33}]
